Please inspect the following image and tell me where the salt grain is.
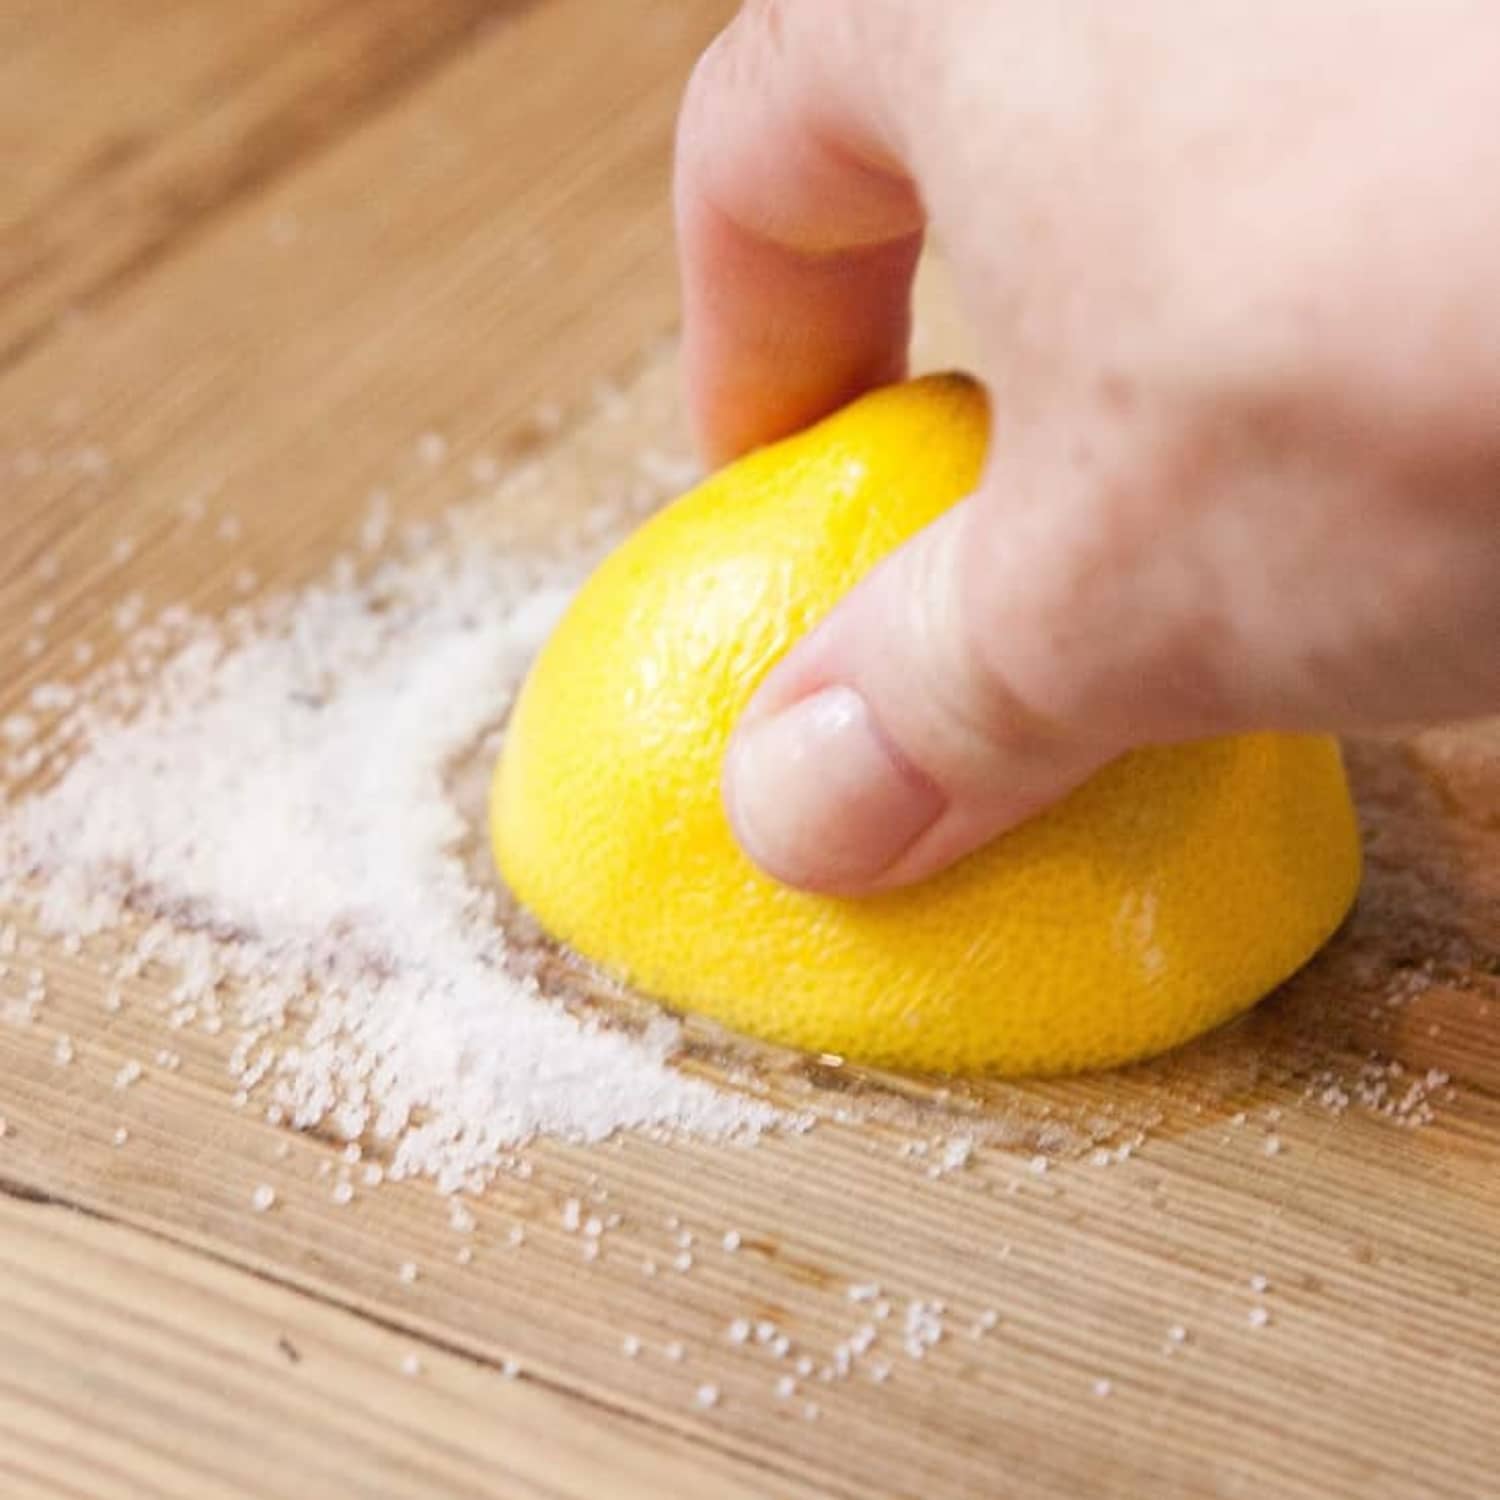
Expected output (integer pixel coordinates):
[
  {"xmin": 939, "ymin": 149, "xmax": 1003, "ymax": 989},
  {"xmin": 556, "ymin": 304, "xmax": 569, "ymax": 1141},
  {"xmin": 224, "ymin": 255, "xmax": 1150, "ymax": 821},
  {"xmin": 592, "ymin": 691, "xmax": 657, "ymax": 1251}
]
[
  {"xmin": 694, "ymin": 1383, "xmax": 720, "ymax": 1409},
  {"xmin": 1247, "ymin": 1306, "xmax": 1271, "ymax": 1329},
  {"xmin": 0, "ymin": 515, "xmax": 776, "ymax": 1190},
  {"xmin": 251, "ymin": 1184, "xmax": 276, "ymax": 1212}
]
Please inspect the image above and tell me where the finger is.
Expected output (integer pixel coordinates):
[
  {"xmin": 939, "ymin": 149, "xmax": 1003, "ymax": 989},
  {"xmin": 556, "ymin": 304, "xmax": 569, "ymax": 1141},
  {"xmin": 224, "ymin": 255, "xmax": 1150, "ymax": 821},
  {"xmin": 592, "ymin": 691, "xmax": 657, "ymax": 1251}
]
[
  {"xmin": 674, "ymin": 2, "xmax": 926, "ymax": 464},
  {"xmin": 723, "ymin": 490, "xmax": 1124, "ymax": 894}
]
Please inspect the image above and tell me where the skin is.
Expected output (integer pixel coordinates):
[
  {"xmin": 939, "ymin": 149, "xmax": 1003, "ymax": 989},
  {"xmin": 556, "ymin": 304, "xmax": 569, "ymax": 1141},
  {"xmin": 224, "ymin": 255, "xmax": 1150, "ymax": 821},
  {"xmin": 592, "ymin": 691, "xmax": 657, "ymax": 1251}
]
[{"xmin": 675, "ymin": 0, "xmax": 1500, "ymax": 895}]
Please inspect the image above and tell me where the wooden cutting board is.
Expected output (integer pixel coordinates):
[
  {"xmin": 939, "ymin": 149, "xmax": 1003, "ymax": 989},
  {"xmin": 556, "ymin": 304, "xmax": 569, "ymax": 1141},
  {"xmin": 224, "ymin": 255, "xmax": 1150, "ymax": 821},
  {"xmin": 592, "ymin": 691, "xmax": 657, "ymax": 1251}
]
[{"xmin": 2, "ymin": 4, "xmax": 1497, "ymax": 1496}]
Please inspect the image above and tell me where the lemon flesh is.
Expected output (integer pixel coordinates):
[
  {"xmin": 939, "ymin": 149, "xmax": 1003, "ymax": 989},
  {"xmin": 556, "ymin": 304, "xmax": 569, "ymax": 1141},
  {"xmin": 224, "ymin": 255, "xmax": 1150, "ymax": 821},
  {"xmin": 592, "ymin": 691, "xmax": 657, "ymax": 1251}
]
[{"xmin": 492, "ymin": 375, "xmax": 1361, "ymax": 1075}]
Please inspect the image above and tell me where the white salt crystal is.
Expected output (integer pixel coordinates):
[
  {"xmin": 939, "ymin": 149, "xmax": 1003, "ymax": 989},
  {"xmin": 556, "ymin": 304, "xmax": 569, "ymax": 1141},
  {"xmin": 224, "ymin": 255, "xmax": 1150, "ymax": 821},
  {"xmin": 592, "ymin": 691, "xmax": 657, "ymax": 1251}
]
[
  {"xmin": 694, "ymin": 1384, "xmax": 719, "ymax": 1409},
  {"xmin": 0, "ymin": 510, "xmax": 776, "ymax": 1189},
  {"xmin": 251, "ymin": 1184, "xmax": 276, "ymax": 1212}
]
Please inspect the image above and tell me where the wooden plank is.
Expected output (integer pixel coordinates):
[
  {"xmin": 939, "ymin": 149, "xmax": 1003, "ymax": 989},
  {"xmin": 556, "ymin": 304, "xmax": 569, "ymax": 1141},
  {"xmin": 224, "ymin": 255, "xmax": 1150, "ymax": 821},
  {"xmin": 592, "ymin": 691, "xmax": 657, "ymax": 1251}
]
[
  {"xmin": 0, "ymin": 0, "xmax": 731, "ymax": 677},
  {"xmin": 2, "ymin": 2, "xmax": 1499, "ymax": 1496},
  {"xmin": 3, "ymin": 343, "xmax": 1499, "ymax": 1497},
  {"xmin": 0, "ymin": 1194, "xmax": 828, "ymax": 1500},
  {"xmin": 0, "ymin": 0, "xmax": 519, "ymax": 366}
]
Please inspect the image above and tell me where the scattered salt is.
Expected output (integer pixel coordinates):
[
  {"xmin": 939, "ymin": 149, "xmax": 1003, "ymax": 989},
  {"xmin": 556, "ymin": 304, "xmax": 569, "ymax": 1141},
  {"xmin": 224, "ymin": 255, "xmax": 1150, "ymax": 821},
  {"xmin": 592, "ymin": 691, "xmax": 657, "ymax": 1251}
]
[{"xmin": 0, "ymin": 509, "xmax": 775, "ymax": 1189}]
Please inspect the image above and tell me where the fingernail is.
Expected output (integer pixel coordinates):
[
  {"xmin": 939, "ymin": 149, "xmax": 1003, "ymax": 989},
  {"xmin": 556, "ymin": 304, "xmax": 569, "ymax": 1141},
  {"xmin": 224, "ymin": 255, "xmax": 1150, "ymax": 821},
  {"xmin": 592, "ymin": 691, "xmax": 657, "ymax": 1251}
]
[{"xmin": 726, "ymin": 685, "xmax": 944, "ymax": 890}]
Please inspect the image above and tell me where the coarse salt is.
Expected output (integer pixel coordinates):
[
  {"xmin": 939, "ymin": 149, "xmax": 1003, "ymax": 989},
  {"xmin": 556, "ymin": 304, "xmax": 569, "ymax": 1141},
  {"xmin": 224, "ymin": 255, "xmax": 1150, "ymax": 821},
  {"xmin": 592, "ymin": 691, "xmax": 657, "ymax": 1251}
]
[{"xmin": 0, "ymin": 495, "xmax": 776, "ymax": 1193}]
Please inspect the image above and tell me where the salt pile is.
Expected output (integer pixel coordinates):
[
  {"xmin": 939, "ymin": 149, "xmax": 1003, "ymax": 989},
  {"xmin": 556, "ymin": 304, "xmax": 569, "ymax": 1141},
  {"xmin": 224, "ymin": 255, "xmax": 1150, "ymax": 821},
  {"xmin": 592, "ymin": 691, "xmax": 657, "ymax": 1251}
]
[{"xmin": 0, "ymin": 513, "xmax": 774, "ymax": 1190}]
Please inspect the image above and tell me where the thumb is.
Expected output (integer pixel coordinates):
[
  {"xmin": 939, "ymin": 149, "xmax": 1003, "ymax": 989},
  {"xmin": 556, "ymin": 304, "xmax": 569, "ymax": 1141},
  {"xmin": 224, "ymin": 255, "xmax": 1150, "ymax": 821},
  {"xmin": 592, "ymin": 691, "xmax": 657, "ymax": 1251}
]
[{"xmin": 723, "ymin": 492, "xmax": 1126, "ymax": 895}]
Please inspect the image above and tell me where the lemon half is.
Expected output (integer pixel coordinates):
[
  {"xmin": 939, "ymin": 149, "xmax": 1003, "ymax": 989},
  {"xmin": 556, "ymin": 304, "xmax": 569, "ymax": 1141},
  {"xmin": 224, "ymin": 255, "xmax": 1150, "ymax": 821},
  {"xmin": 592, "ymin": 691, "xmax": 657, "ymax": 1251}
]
[{"xmin": 492, "ymin": 375, "xmax": 1360, "ymax": 1075}]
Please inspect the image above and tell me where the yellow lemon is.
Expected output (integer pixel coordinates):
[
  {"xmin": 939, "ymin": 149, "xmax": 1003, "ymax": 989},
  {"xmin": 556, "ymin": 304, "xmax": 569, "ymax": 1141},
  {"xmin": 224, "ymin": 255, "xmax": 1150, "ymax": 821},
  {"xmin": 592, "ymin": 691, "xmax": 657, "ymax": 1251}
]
[{"xmin": 492, "ymin": 375, "xmax": 1361, "ymax": 1075}]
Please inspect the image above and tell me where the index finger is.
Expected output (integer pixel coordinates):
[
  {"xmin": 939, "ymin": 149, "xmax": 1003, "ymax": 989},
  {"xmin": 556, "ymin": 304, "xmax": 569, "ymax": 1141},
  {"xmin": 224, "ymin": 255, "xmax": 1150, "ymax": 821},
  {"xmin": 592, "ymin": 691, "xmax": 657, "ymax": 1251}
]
[{"xmin": 674, "ymin": 2, "xmax": 926, "ymax": 464}]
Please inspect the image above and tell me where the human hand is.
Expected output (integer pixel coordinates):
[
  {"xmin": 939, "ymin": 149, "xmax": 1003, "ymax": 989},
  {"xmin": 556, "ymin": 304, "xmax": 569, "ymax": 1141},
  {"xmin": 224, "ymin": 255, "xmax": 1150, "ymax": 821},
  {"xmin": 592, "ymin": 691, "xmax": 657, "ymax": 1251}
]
[{"xmin": 674, "ymin": 0, "xmax": 1500, "ymax": 894}]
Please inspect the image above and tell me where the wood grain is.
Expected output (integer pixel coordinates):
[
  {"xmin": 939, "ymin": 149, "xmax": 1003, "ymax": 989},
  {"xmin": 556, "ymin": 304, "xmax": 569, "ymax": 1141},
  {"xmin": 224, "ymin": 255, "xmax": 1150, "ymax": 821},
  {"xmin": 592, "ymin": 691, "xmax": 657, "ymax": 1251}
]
[
  {"xmin": 0, "ymin": 1194, "xmax": 828, "ymax": 1500},
  {"xmin": 0, "ymin": 0, "xmax": 517, "ymax": 367},
  {"xmin": 3, "ymin": 3, "xmax": 1500, "ymax": 1498}
]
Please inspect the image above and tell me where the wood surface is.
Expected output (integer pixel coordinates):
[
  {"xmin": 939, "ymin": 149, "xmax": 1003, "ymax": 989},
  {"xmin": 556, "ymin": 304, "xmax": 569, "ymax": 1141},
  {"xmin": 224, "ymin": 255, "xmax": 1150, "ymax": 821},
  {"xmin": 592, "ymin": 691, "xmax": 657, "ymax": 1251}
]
[{"xmin": 3, "ymin": 3, "xmax": 1499, "ymax": 1497}]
